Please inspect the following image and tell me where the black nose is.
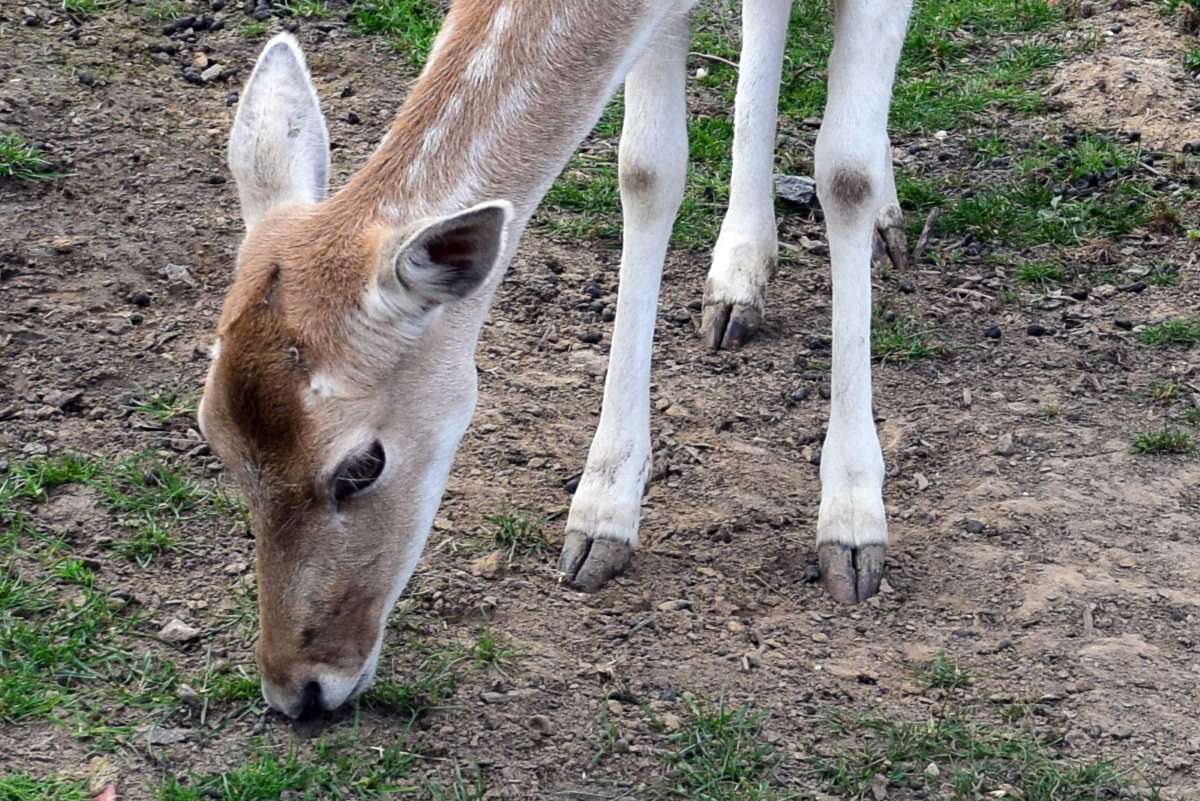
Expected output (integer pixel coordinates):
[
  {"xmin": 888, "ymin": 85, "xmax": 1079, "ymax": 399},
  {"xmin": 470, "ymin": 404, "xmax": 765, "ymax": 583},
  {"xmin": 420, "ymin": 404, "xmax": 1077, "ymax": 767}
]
[{"xmin": 297, "ymin": 680, "xmax": 323, "ymax": 721}]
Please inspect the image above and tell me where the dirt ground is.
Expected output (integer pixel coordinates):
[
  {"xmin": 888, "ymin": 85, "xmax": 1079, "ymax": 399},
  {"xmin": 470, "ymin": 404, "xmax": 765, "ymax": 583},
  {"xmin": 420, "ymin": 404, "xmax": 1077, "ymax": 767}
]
[{"xmin": 2, "ymin": 0, "xmax": 1200, "ymax": 798}]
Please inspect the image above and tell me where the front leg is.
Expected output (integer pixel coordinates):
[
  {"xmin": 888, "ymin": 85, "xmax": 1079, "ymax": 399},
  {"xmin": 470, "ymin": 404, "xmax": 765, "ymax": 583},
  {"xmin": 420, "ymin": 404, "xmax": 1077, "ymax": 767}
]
[
  {"xmin": 814, "ymin": 0, "xmax": 912, "ymax": 604},
  {"xmin": 558, "ymin": 13, "xmax": 690, "ymax": 591}
]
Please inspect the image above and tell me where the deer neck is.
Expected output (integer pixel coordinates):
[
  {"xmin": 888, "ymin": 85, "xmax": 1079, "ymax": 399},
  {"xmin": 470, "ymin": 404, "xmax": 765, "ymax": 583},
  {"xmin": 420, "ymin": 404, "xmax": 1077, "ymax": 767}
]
[{"xmin": 332, "ymin": 0, "xmax": 676, "ymax": 245}]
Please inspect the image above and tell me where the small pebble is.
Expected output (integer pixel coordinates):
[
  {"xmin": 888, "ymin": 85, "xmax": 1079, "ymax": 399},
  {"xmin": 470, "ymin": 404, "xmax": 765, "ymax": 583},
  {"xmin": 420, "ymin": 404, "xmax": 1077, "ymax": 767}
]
[
  {"xmin": 818, "ymin": 384, "xmax": 831, "ymax": 400},
  {"xmin": 131, "ymin": 291, "xmax": 151, "ymax": 307},
  {"xmin": 984, "ymin": 325, "xmax": 1001, "ymax": 339},
  {"xmin": 78, "ymin": 71, "xmax": 95, "ymax": 86},
  {"xmin": 898, "ymin": 278, "xmax": 915, "ymax": 294},
  {"xmin": 1026, "ymin": 323, "xmax": 1046, "ymax": 336},
  {"xmin": 1069, "ymin": 288, "xmax": 1088, "ymax": 301},
  {"xmin": 1114, "ymin": 318, "xmax": 1133, "ymax": 331},
  {"xmin": 964, "ymin": 519, "xmax": 984, "ymax": 534},
  {"xmin": 158, "ymin": 619, "xmax": 201, "ymax": 643},
  {"xmin": 578, "ymin": 330, "xmax": 602, "ymax": 344}
]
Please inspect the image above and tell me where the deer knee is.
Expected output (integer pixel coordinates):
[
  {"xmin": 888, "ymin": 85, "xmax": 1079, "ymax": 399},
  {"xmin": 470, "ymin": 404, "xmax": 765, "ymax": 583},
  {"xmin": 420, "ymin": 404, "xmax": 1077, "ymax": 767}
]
[
  {"xmin": 619, "ymin": 160, "xmax": 683, "ymax": 218},
  {"xmin": 620, "ymin": 163, "xmax": 657, "ymax": 197},
  {"xmin": 820, "ymin": 165, "xmax": 877, "ymax": 217}
]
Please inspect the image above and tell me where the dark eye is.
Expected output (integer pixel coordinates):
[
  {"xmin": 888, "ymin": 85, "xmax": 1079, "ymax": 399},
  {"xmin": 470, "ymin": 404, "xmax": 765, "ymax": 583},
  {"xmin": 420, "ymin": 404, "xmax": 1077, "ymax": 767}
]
[{"xmin": 332, "ymin": 441, "xmax": 386, "ymax": 502}]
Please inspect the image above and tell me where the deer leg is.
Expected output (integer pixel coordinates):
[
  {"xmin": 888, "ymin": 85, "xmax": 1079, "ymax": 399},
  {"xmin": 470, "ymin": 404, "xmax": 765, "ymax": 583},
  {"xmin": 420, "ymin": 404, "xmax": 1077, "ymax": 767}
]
[
  {"xmin": 814, "ymin": 0, "xmax": 912, "ymax": 604},
  {"xmin": 558, "ymin": 12, "xmax": 689, "ymax": 591},
  {"xmin": 700, "ymin": 0, "xmax": 793, "ymax": 350}
]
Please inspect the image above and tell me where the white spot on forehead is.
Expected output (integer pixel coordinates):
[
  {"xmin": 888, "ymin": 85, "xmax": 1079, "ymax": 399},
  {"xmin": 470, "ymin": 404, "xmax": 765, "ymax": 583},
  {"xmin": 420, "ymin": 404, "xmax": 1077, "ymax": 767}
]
[
  {"xmin": 209, "ymin": 338, "xmax": 223, "ymax": 361},
  {"xmin": 306, "ymin": 372, "xmax": 344, "ymax": 405}
]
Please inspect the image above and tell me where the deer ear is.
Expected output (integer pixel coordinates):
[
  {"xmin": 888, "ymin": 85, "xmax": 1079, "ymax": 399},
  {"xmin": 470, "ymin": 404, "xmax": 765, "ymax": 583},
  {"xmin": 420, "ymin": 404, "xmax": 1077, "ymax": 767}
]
[
  {"xmin": 386, "ymin": 201, "xmax": 513, "ymax": 307},
  {"xmin": 228, "ymin": 33, "xmax": 330, "ymax": 230}
]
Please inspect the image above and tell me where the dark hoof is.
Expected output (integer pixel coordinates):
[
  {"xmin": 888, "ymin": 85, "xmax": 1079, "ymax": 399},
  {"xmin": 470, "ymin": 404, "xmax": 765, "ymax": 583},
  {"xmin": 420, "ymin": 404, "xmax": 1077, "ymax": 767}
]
[
  {"xmin": 700, "ymin": 302, "xmax": 763, "ymax": 350},
  {"xmin": 818, "ymin": 542, "xmax": 885, "ymax": 604},
  {"xmin": 558, "ymin": 530, "xmax": 634, "ymax": 592},
  {"xmin": 873, "ymin": 223, "xmax": 909, "ymax": 273}
]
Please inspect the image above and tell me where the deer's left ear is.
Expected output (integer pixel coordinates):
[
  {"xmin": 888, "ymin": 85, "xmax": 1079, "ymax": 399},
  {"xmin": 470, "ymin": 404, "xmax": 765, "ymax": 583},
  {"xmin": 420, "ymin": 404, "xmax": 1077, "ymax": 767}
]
[
  {"xmin": 229, "ymin": 33, "xmax": 330, "ymax": 230},
  {"xmin": 375, "ymin": 201, "xmax": 513, "ymax": 313}
]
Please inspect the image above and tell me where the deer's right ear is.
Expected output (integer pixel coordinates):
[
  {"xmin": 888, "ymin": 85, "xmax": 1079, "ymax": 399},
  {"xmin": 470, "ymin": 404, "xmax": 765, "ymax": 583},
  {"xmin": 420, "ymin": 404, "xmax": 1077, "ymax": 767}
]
[{"xmin": 228, "ymin": 33, "xmax": 330, "ymax": 230}]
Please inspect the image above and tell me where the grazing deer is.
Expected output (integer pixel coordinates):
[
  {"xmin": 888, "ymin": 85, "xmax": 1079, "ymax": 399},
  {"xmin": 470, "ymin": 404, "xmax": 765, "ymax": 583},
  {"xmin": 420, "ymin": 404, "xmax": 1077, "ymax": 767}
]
[{"xmin": 199, "ymin": 0, "xmax": 912, "ymax": 719}]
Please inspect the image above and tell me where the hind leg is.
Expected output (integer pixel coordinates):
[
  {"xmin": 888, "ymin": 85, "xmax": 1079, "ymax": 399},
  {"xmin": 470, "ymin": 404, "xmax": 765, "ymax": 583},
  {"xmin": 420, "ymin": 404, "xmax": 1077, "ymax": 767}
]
[{"xmin": 699, "ymin": 0, "xmax": 793, "ymax": 350}]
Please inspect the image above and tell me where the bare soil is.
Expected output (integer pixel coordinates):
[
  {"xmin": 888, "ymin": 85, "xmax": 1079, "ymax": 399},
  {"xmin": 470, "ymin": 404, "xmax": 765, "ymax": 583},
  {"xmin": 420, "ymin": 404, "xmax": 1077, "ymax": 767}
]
[{"xmin": 2, "ymin": 0, "xmax": 1200, "ymax": 798}]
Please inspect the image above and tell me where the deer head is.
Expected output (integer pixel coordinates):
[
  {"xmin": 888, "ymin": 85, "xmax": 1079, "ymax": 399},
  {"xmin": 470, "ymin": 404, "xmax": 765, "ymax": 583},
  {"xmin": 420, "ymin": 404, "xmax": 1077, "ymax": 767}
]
[{"xmin": 199, "ymin": 34, "xmax": 512, "ymax": 719}]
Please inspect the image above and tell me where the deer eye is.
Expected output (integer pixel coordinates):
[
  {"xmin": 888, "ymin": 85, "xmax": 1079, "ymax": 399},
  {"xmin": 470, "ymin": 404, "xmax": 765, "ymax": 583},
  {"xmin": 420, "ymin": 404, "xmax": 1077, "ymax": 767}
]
[{"xmin": 332, "ymin": 441, "xmax": 386, "ymax": 502}]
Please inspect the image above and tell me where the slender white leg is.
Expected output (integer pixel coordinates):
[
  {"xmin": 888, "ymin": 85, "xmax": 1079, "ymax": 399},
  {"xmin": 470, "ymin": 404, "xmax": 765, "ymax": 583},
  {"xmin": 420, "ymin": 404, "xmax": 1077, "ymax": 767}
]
[
  {"xmin": 700, "ymin": 0, "xmax": 793, "ymax": 350},
  {"xmin": 558, "ymin": 13, "xmax": 690, "ymax": 591},
  {"xmin": 814, "ymin": 0, "xmax": 912, "ymax": 604}
]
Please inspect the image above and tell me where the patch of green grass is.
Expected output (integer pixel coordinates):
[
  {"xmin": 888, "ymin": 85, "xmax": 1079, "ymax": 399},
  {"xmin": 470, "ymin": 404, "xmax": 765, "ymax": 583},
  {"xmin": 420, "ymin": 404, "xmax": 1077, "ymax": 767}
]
[
  {"xmin": 126, "ymin": 384, "xmax": 199, "ymax": 422},
  {"xmin": 427, "ymin": 763, "xmax": 486, "ymax": 801},
  {"xmin": 1140, "ymin": 259, "xmax": 1182, "ymax": 287},
  {"xmin": 1186, "ymin": 45, "xmax": 1200, "ymax": 75},
  {"xmin": 99, "ymin": 453, "xmax": 220, "ymax": 564},
  {"xmin": 662, "ymin": 697, "xmax": 794, "ymax": 801},
  {"xmin": 62, "ymin": 0, "xmax": 121, "ymax": 15},
  {"xmin": 904, "ymin": 132, "xmax": 1162, "ymax": 248},
  {"xmin": 362, "ymin": 644, "xmax": 462, "ymax": 724},
  {"xmin": 347, "ymin": 0, "xmax": 443, "ymax": 64},
  {"xmin": 1037, "ymin": 398, "xmax": 1066, "ymax": 420},
  {"xmin": 1014, "ymin": 261, "xmax": 1064, "ymax": 287},
  {"xmin": 0, "ymin": 774, "xmax": 88, "ymax": 801},
  {"xmin": 160, "ymin": 642, "xmax": 478, "ymax": 798},
  {"xmin": 277, "ymin": 0, "xmax": 330, "ymax": 18},
  {"xmin": 157, "ymin": 749, "xmax": 331, "ymax": 801},
  {"xmin": 2, "ymin": 451, "xmax": 233, "ymax": 567},
  {"xmin": 1139, "ymin": 318, "xmax": 1200, "ymax": 348},
  {"xmin": 0, "ymin": 452, "xmax": 102, "ymax": 505},
  {"xmin": 240, "ymin": 19, "xmax": 270, "ymax": 36},
  {"xmin": 813, "ymin": 706, "xmax": 1161, "ymax": 801},
  {"xmin": 908, "ymin": 652, "xmax": 974, "ymax": 693},
  {"xmin": 540, "ymin": 160, "xmax": 621, "ymax": 243},
  {"xmin": 139, "ymin": 0, "xmax": 187, "ymax": 20},
  {"xmin": 0, "ymin": 560, "xmax": 178, "ymax": 729},
  {"xmin": 0, "ymin": 132, "xmax": 57, "ymax": 181},
  {"xmin": 1147, "ymin": 379, "xmax": 1183, "ymax": 404},
  {"xmin": 1130, "ymin": 428, "xmax": 1195, "ymax": 455},
  {"xmin": 872, "ymin": 310, "xmax": 946, "ymax": 365},
  {"xmin": 468, "ymin": 627, "xmax": 519, "ymax": 673},
  {"xmin": 586, "ymin": 704, "xmax": 625, "ymax": 771},
  {"xmin": 482, "ymin": 507, "xmax": 553, "ymax": 563}
]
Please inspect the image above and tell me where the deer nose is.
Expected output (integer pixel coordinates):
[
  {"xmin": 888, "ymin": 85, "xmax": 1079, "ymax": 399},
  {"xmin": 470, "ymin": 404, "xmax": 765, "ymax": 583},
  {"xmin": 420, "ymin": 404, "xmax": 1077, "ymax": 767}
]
[
  {"xmin": 260, "ymin": 670, "xmax": 365, "ymax": 719},
  {"xmin": 297, "ymin": 680, "xmax": 324, "ymax": 721}
]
